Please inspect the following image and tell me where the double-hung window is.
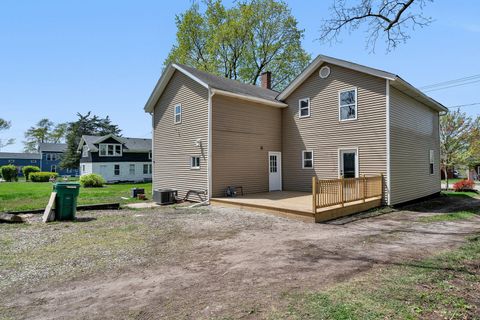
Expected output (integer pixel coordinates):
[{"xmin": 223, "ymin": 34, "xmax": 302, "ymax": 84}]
[
  {"xmin": 82, "ymin": 145, "xmax": 89, "ymax": 157},
  {"xmin": 298, "ymin": 98, "xmax": 310, "ymax": 118},
  {"xmin": 191, "ymin": 156, "xmax": 200, "ymax": 170},
  {"xmin": 302, "ymin": 150, "xmax": 313, "ymax": 169},
  {"xmin": 174, "ymin": 104, "xmax": 182, "ymax": 124},
  {"xmin": 114, "ymin": 164, "xmax": 120, "ymax": 176},
  {"xmin": 143, "ymin": 164, "xmax": 149, "ymax": 174},
  {"xmin": 339, "ymin": 88, "xmax": 357, "ymax": 121},
  {"xmin": 129, "ymin": 164, "xmax": 135, "ymax": 175},
  {"xmin": 429, "ymin": 150, "xmax": 434, "ymax": 175}
]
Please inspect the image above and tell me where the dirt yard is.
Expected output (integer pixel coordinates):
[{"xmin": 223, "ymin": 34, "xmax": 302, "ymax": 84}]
[{"xmin": 1, "ymin": 194, "xmax": 480, "ymax": 319}]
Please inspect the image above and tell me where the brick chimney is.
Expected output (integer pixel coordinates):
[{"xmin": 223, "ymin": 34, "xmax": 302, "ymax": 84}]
[{"xmin": 261, "ymin": 71, "xmax": 272, "ymax": 89}]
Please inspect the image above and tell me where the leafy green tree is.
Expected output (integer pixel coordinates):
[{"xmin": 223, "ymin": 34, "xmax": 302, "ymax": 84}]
[
  {"xmin": 166, "ymin": 0, "xmax": 310, "ymax": 91},
  {"xmin": 23, "ymin": 118, "xmax": 69, "ymax": 152},
  {"xmin": 0, "ymin": 118, "xmax": 15, "ymax": 151},
  {"xmin": 61, "ymin": 112, "xmax": 122, "ymax": 169},
  {"xmin": 440, "ymin": 109, "xmax": 480, "ymax": 189}
]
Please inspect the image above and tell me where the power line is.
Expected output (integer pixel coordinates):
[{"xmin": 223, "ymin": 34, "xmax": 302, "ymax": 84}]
[
  {"xmin": 423, "ymin": 79, "xmax": 480, "ymax": 93},
  {"xmin": 449, "ymin": 102, "xmax": 480, "ymax": 108},
  {"xmin": 419, "ymin": 74, "xmax": 480, "ymax": 90}
]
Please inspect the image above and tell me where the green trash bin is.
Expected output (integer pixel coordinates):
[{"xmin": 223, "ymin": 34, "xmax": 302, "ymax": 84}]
[{"xmin": 53, "ymin": 182, "xmax": 80, "ymax": 221}]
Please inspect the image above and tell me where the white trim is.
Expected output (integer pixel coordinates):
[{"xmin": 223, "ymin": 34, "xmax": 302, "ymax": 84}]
[
  {"xmin": 174, "ymin": 104, "xmax": 182, "ymax": 124},
  {"xmin": 319, "ymin": 66, "xmax": 331, "ymax": 79},
  {"xmin": 207, "ymin": 87, "xmax": 213, "ymax": 201},
  {"xmin": 210, "ymin": 88, "xmax": 287, "ymax": 108},
  {"xmin": 99, "ymin": 143, "xmax": 123, "ymax": 157},
  {"xmin": 82, "ymin": 145, "xmax": 89, "ymax": 157},
  {"xmin": 173, "ymin": 64, "xmax": 209, "ymax": 88},
  {"xmin": 338, "ymin": 147, "xmax": 359, "ymax": 178},
  {"xmin": 301, "ymin": 150, "xmax": 314, "ymax": 169},
  {"xmin": 338, "ymin": 87, "xmax": 358, "ymax": 121},
  {"xmin": 298, "ymin": 98, "xmax": 311, "ymax": 118},
  {"xmin": 190, "ymin": 156, "xmax": 201, "ymax": 170},
  {"xmin": 386, "ymin": 79, "xmax": 391, "ymax": 205},
  {"xmin": 51, "ymin": 165, "xmax": 57, "ymax": 173}
]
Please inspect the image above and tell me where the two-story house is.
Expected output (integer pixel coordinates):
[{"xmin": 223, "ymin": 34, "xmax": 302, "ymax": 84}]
[
  {"xmin": 78, "ymin": 134, "xmax": 152, "ymax": 183},
  {"xmin": 144, "ymin": 55, "xmax": 447, "ymax": 206},
  {"xmin": 38, "ymin": 143, "xmax": 79, "ymax": 176},
  {"xmin": 0, "ymin": 152, "xmax": 41, "ymax": 177}
]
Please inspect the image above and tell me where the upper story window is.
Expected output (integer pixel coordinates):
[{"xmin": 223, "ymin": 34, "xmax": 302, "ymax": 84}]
[
  {"xmin": 302, "ymin": 150, "xmax": 313, "ymax": 169},
  {"xmin": 298, "ymin": 98, "xmax": 310, "ymax": 118},
  {"xmin": 82, "ymin": 145, "xmax": 89, "ymax": 157},
  {"xmin": 339, "ymin": 88, "xmax": 357, "ymax": 121},
  {"xmin": 174, "ymin": 104, "xmax": 182, "ymax": 124},
  {"xmin": 191, "ymin": 156, "xmax": 200, "ymax": 170},
  {"xmin": 99, "ymin": 143, "xmax": 122, "ymax": 157},
  {"xmin": 148, "ymin": 151, "xmax": 152, "ymax": 160},
  {"xmin": 46, "ymin": 153, "xmax": 57, "ymax": 161}
]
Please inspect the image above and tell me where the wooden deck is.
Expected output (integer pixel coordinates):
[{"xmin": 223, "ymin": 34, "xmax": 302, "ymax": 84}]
[{"xmin": 211, "ymin": 191, "xmax": 382, "ymax": 223}]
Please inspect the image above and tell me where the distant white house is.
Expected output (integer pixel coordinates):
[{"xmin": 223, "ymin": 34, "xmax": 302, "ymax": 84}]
[{"xmin": 78, "ymin": 134, "xmax": 152, "ymax": 182}]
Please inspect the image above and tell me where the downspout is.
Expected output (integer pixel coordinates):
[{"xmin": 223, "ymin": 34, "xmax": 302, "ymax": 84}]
[
  {"xmin": 150, "ymin": 111, "xmax": 154, "ymax": 196},
  {"xmin": 207, "ymin": 87, "xmax": 213, "ymax": 203},
  {"xmin": 386, "ymin": 79, "xmax": 391, "ymax": 205}
]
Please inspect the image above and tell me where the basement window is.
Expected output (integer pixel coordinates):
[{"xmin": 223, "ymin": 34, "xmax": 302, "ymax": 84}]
[{"xmin": 298, "ymin": 98, "xmax": 310, "ymax": 118}]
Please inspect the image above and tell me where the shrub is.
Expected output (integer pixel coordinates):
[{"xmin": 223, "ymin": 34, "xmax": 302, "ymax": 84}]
[
  {"xmin": 79, "ymin": 173, "xmax": 105, "ymax": 188},
  {"xmin": 22, "ymin": 165, "xmax": 40, "ymax": 181},
  {"xmin": 1, "ymin": 165, "xmax": 18, "ymax": 182},
  {"xmin": 30, "ymin": 172, "xmax": 59, "ymax": 182},
  {"xmin": 453, "ymin": 179, "xmax": 475, "ymax": 192}
]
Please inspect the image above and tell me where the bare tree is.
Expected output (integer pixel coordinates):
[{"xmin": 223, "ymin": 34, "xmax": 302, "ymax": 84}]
[
  {"xmin": 319, "ymin": 0, "xmax": 433, "ymax": 51},
  {"xmin": 0, "ymin": 118, "xmax": 14, "ymax": 151}
]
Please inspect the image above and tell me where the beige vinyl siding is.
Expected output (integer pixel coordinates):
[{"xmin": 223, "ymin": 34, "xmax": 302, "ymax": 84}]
[
  {"xmin": 152, "ymin": 70, "xmax": 209, "ymax": 198},
  {"xmin": 282, "ymin": 63, "xmax": 387, "ymax": 195},
  {"xmin": 211, "ymin": 95, "xmax": 282, "ymax": 197},
  {"xmin": 389, "ymin": 86, "xmax": 441, "ymax": 205}
]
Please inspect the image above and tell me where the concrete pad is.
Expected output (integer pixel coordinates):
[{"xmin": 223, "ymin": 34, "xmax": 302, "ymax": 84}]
[{"xmin": 124, "ymin": 202, "xmax": 161, "ymax": 209}]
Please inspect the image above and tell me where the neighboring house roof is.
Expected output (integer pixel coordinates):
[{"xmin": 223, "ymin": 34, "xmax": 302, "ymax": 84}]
[
  {"xmin": 277, "ymin": 54, "xmax": 448, "ymax": 112},
  {"xmin": 144, "ymin": 63, "xmax": 287, "ymax": 113},
  {"xmin": 78, "ymin": 134, "xmax": 152, "ymax": 153},
  {"xmin": 0, "ymin": 152, "xmax": 41, "ymax": 160},
  {"xmin": 38, "ymin": 142, "xmax": 68, "ymax": 153}
]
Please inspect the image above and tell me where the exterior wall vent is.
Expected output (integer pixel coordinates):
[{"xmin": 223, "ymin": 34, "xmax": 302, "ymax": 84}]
[{"xmin": 319, "ymin": 66, "xmax": 331, "ymax": 79}]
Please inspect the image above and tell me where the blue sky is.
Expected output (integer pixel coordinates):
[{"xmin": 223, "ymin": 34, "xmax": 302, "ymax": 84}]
[{"xmin": 1, "ymin": 0, "xmax": 479, "ymax": 152}]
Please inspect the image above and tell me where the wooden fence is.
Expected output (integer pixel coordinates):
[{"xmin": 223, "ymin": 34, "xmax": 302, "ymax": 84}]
[{"xmin": 312, "ymin": 175, "xmax": 383, "ymax": 213}]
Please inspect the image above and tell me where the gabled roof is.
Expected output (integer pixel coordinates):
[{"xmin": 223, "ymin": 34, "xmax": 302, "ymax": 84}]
[
  {"xmin": 78, "ymin": 135, "xmax": 152, "ymax": 153},
  {"xmin": 144, "ymin": 63, "xmax": 287, "ymax": 112},
  {"xmin": 277, "ymin": 54, "xmax": 448, "ymax": 112},
  {"xmin": 38, "ymin": 143, "xmax": 67, "ymax": 153},
  {"xmin": 0, "ymin": 152, "xmax": 41, "ymax": 160}
]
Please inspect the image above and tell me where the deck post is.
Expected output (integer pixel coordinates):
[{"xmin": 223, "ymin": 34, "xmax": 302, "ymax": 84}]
[
  {"xmin": 340, "ymin": 177, "xmax": 344, "ymax": 207},
  {"xmin": 363, "ymin": 174, "xmax": 366, "ymax": 203},
  {"xmin": 312, "ymin": 176, "xmax": 317, "ymax": 214}
]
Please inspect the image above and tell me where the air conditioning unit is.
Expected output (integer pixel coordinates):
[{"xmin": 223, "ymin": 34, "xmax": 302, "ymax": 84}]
[{"xmin": 153, "ymin": 189, "xmax": 178, "ymax": 205}]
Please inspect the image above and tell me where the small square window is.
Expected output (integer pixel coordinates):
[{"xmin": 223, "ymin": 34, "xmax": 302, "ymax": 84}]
[
  {"xmin": 191, "ymin": 156, "xmax": 200, "ymax": 169},
  {"xmin": 339, "ymin": 88, "xmax": 357, "ymax": 121},
  {"xmin": 174, "ymin": 104, "xmax": 182, "ymax": 124},
  {"xmin": 302, "ymin": 150, "xmax": 313, "ymax": 169},
  {"xmin": 299, "ymin": 98, "xmax": 310, "ymax": 118}
]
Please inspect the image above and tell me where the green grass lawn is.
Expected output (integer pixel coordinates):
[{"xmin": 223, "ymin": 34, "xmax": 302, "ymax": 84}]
[
  {"xmin": 442, "ymin": 191, "xmax": 479, "ymax": 198},
  {"xmin": 0, "ymin": 181, "xmax": 152, "ymax": 212}
]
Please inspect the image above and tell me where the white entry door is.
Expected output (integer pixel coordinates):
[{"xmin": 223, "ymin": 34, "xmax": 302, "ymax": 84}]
[{"xmin": 268, "ymin": 151, "xmax": 282, "ymax": 191}]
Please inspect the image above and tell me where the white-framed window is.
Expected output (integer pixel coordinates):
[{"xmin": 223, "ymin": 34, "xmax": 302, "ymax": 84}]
[
  {"xmin": 190, "ymin": 156, "xmax": 200, "ymax": 170},
  {"xmin": 99, "ymin": 143, "xmax": 122, "ymax": 157},
  {"xmin": 339, "ymin": 88, "xmax": 357, "ymax": 121},
  {"xmin": 174, "ymin": 104, "xmax": 182, "ymax": 124},
  {"xmin": 429, "ymin": 150, "xmax": 434, "ymax": 175},
  {"xmin": 51, "ymin": 165, "xmax": 56, "ymax": 172},
  {"xmin": 148, "ymin": 151, "xmax": 152, "ymax": 159},
  {"xmin": 31, "ymin": 160, "xmax": 36, "ymax": 163},
  {"xmin": 143, "ymin": 164, "xmax": 149, "ymax": 174},
  {"xmin": 129, "ymin": 164, "xmax": 135, "ymax": 175},
  {"xmin": 114, "ymin": 164, "xmax": 120, "ymax": 176},
  {"xmin": 298, "ymin": 98, "xmax": 310, "ymax": 118},
  {"xmin": 82, "ymin": 145, "xmax": 89, "ymax": 157},
  {"xmin": 302, "ymin": 150, "xmax": 313, "ymax": 169},
  {"xmin": 8, "ymin": 160, "xmax": 14, "ymax": 163}
]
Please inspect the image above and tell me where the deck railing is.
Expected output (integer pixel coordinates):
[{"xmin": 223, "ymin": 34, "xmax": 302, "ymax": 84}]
[{"xmin": 312, "ymin": 175, "xmax": 383, "ymax": 213}]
